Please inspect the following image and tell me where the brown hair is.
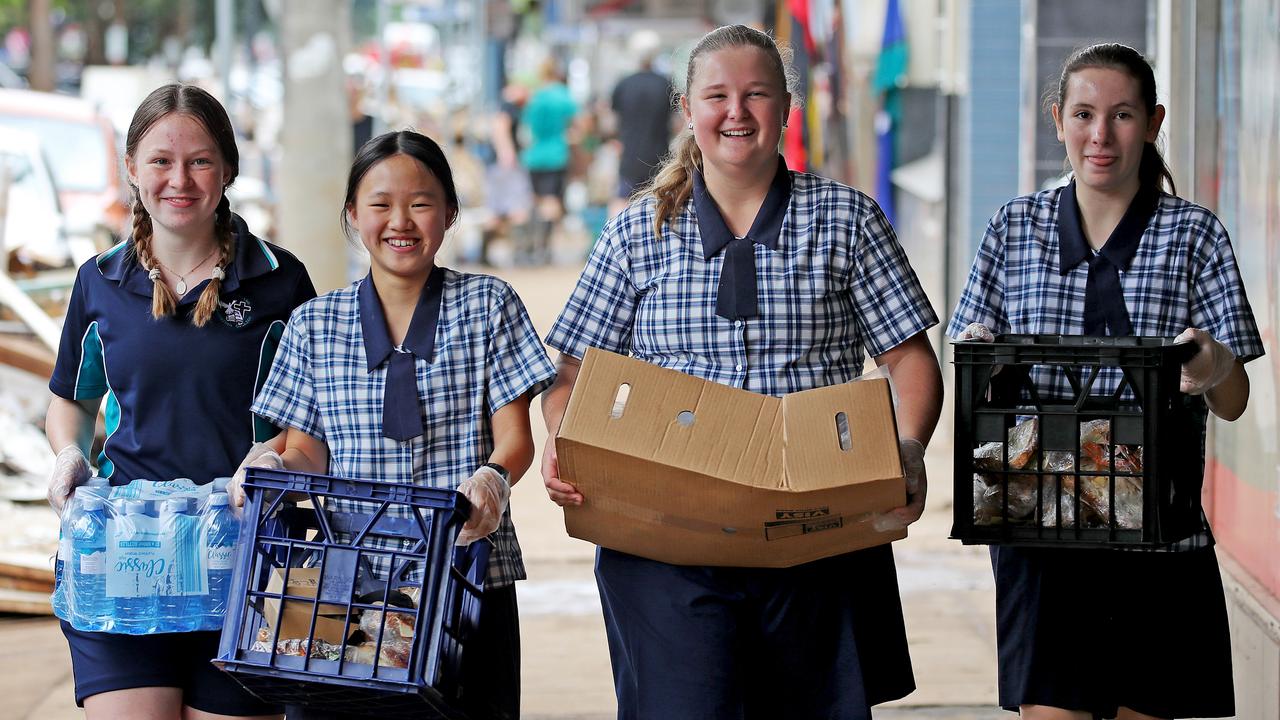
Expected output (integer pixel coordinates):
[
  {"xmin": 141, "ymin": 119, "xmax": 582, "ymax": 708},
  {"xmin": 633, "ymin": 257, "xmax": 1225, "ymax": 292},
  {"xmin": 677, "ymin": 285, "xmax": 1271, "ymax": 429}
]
[
  {"xmin": 125, "ymin": 83, "xmax": 239, "ymax": 327},
  {"xmin": 1048, "ymin": 42, "xmax": 1176, "ymax": 195},
  {"xmin": 647, "ymin": 25, "xmax": 795, "ymax": 236}
]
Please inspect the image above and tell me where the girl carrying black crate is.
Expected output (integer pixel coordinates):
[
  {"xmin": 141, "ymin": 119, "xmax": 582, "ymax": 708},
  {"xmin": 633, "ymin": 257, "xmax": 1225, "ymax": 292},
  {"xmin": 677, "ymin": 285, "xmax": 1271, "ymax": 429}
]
[
  {"xmin": 948, "ymin": 43, "xmax": 1264, "ymax": 720},
  {"xmin": 244, "ymin": 129, "xmax": 555, "ymax": 720}
]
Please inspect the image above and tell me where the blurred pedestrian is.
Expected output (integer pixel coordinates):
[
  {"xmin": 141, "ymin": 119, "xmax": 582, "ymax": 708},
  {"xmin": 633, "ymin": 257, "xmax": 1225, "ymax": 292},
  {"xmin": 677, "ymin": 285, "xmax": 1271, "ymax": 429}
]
[
  {"xmin": 949, "ymin": 43, "xmax": 1262, "ymax": 720},
  {"xmin": 521, "ymin": 59, "xmax": 579, "ymax": 264},
  {"xmin": 45, "ymin": 83, "xmax": 315, "ymax": 720},
  {"xmin": 541, "ymin": 25, "xmax": 940, "ymax": 719},
  {"xmin": 609, "ymin": 30, "xmax": 676, "ymax": 217},
  {"xmin": 480, "ymin": 83, "xmax": 534, "ymax": 266}
]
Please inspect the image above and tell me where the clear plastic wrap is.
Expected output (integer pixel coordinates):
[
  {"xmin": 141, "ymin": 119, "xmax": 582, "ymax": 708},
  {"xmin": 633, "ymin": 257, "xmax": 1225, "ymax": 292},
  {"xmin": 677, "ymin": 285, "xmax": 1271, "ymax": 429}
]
[
  {"xmin": 51, "ymin": 477, "xmax": 242, "ymax": 634},
  {"xmin": 972, "ymin": 418, "xmax": 1144, "ymax": 530}
]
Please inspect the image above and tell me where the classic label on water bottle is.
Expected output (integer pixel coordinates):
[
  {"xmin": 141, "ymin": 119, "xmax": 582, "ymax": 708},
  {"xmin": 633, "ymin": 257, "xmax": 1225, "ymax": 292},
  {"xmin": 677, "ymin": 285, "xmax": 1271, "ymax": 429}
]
[
  {"xmin": 79, "ymin": 551, "xmax": 105, "ymax": 575},
  {"xmin": 208, "ymin": 545, "xmax": 235, "ymax": 571},
  {"xmin": 106, "ymin": 517, "xmax": 170, "ymax": 598}
]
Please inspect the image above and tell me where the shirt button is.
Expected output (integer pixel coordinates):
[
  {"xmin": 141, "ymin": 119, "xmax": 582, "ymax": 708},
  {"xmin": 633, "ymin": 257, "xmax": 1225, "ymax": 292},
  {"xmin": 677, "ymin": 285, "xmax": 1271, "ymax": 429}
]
[
  {"xmin": 735, "ymin": 364, "xmax": 744, "ymax": 372},
  {"xmin": 735, "ymin": 320, "xmax": 743, "ymax": 328}
]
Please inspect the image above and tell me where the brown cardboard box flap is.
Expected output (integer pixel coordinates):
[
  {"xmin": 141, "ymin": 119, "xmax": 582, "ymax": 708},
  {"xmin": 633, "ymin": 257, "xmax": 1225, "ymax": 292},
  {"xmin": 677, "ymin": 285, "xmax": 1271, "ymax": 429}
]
[
  {"xmin": 262, "ymin": 568, "xmax": 351, "ymax": 644},
  {"xmin": 557, "ymin": 348, "xmax": 907, "ymax": 567}
]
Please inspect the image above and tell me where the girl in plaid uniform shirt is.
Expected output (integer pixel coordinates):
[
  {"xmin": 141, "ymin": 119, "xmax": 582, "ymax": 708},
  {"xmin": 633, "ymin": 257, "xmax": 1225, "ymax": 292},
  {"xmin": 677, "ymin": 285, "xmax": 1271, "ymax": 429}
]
[
  {"xmin": 247, "ymin": 131, "xmax": 554, "ymax": 720},
  {"xmin": 542, "ymin": 25, "xmax": 943, "ymax": 719},
  {"xmin": 949, "ymin": 44, "xmax": 1263, "ymax": 720}
]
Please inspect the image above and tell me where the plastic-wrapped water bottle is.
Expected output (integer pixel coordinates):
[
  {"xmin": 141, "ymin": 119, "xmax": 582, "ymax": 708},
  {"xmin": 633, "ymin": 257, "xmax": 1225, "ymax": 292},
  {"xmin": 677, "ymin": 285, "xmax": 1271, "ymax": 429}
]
[
  {"xmin": 115, "ymin": 500, "xmax": 156, "ymax": 632},
  {"xmin": 203, "ymin": 492, "xmax": 239, "ymax": 620},
  {"xmin": 71, "ymin": 496, "xmax": 109, "ymax": 631},
  {"xmin": 159, "ymin": 498, "xmax": 196, "ymax": 632}
]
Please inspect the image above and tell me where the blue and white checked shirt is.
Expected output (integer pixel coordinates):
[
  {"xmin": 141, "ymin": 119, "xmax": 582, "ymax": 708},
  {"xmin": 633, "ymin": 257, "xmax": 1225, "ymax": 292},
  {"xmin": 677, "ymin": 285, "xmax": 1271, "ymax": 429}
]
[
  {"xmin": 547, "ymin": 166, "xmax": 938, "ymax": 395},
  {"xmin": 252, "ymin": 269, "xmax": 556, "ymax": 587},
  {"xmin": 948, "ymin": 185, "xmax": 1265, "ymax": 548}
]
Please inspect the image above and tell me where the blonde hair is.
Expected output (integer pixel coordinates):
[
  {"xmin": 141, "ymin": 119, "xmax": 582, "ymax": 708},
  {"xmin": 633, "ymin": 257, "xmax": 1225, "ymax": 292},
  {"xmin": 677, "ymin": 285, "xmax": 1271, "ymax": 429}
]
[
  {"xmin": 125, "ymin": 84, "xmax": 239, "ymax": 327},
  {"xmin": 647, "ymin": 25, "xmax": 796, "ymax": 237}
]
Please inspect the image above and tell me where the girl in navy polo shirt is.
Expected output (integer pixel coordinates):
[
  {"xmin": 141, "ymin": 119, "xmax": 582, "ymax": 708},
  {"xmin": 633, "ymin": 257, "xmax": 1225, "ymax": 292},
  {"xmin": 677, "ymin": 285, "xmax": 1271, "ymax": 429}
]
[
  {"xmin": 949, "ymin": 44, "xmax": 1263, "ymax": 720},
  {"xmin": 249, "ymin": 130, "xmax": 554, "ymax": 720},
  {"xmin": 542, "ymin": 25, "xmax": 942, "ymax": 719},
  {"xmin": 45, "ymin": 84, "xmax": 314, "ymax": 719}
]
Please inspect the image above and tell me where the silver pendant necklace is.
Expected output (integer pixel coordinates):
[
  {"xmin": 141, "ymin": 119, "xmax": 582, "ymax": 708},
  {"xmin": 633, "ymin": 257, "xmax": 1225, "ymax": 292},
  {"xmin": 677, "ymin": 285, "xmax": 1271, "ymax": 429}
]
[{"xmin": 153, "ymin": 247, "xmax": 218, "ymax": 295}]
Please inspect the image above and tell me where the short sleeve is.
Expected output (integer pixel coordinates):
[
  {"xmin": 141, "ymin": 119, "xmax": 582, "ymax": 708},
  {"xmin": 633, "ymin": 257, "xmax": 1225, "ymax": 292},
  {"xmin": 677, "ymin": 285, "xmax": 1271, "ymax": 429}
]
[
  {"xmin": 1189, "ymin": 216, "xmax": 1264, "ymax": 362},
  {"xmin": 251, "ymin": 310, "xmax": 325, "ymax": 440},
  {"xmin": 49, "ymin": 268, "xmax": 107, "ymax": 401},
  {"xmin": 849, "ymin": 199, "xmax": 939, "ymax": 356},
  {"xmin": 485, "ymin": 283, "xmax": 557, "ymax": 412},
  {"xmin": 947, "ymin": 207, "xmax": 1011, "ymax": 338},
  {"xmin": 545, "ymin": 217, "xmax": 640, "ymax": 358}
]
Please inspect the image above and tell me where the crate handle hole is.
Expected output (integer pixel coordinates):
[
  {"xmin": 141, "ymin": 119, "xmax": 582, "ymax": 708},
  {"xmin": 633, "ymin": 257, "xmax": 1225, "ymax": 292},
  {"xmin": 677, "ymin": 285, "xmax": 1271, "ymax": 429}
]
[
  {"xmin": 835, "ymin": 412, "xmax": 852, "ymax": 451},
  {"xmin": 610, "ymin": 383, "xmax": 631, "ymax": 419}
]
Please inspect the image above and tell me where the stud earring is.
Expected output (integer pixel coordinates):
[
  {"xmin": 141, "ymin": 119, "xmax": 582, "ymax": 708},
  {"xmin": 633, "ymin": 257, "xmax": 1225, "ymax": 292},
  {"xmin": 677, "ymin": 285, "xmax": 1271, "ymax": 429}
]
[{"xmin": 687, "ymin": 122, "xmax": 693, "ymax": 131}]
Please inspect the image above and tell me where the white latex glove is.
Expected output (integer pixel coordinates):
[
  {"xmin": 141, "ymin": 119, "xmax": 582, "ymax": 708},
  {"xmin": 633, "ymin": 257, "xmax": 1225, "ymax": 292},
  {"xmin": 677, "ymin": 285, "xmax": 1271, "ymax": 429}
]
[
  {"xmin": 874, "ymin": 438, "xmax": 928, "ymax": 532},
  {"xmin": 956, "ymin": 322, "xmax": 996, "ymax": 343},
  {"xmin": 48, "ymin": 445, "xmax": 91, "ymax": 517},
  {"xmin": 228, "ymin": 442, "xmax": 284, "ymax": 508},
  {"xmin": 456, "ymin": 465, "xmax": 510, "ymax": 546},
  {"xmin": 1176, "ymin": 328, "xmax": 1236, "ymax": 395}
]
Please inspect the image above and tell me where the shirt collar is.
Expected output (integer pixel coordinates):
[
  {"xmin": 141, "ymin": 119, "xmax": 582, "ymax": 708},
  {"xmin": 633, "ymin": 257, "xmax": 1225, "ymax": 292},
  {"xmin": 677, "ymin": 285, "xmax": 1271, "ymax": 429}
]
[
  {"xmin": 359, "ymin": 266, "xmax": 445, "ymax": 372},
  {"xmin": 96, "ymin": 213, "xmax": 280, "ymax": 299},
  {"xmin": 1057, "ymin": 180, "xmax": 1159, "ymax": 276},
  {"xmin": 694, "ymin": 155, "xmax": 793, "ymax": 260}
]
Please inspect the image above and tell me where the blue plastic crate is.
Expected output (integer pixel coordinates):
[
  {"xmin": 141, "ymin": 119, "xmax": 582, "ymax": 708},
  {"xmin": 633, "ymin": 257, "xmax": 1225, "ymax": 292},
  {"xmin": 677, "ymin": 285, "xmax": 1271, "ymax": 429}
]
[{"xmin": 214, "ymin": 468, "xmax": 487, "ymax": 719}]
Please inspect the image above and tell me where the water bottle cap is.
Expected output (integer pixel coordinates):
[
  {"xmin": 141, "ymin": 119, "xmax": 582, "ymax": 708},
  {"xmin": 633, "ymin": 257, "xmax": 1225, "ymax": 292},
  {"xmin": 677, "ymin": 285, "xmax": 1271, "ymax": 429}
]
[
  {"xmin": 161, "ymin": 498, "xmax": 188, "ymax": 514},
  {"xmin": 83, "ymin": 497, "xmax": 105, "ymax": 511},
  {"xmin": 212, "ymin": 477, "xmax": 232, "ymax": 492},
  {"xmin": 173, "ymin": 477, "xmax": 193, "ymax": 484},
  {"xmin": 85, "ymin": 477, "xmax": 110, "ymax": 487},
  {"xmin": 125, "ymin": 500, "xmax": 147, "ymax": 515},
  {"xmin": 209, "ymin": 492, "xmax": 230, "ymax": 507}
]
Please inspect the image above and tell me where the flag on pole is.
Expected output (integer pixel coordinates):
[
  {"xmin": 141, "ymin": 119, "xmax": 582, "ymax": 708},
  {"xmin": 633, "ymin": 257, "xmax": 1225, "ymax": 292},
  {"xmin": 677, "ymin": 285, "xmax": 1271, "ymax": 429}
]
[{"xmin": 871, "ymin": 0, "xmax": 907, "ymax": 224}]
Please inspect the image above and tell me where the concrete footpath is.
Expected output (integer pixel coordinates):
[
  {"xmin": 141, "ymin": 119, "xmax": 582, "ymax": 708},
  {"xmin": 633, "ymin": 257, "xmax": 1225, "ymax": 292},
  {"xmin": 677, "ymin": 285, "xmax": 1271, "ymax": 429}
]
[{"xmin": 0, "ymin": 265, "xmax": 1003, "ymax": 719}]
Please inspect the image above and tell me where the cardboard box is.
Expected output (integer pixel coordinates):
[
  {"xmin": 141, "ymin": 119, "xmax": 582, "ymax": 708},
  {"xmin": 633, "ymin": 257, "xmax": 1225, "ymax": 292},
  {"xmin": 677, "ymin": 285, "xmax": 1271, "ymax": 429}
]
[
  {"xmin": 262, "ymin": 568, "xmax": 351, "ymax": 643},
  {"xmin": 555, "ymin": 348, "xmax": 908, "ymax": 568}
]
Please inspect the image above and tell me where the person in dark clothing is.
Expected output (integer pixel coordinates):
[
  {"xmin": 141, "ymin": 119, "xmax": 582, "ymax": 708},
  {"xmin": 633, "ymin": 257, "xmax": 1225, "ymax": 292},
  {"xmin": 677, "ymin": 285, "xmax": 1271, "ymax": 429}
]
[{"xmin": 609, "ymin": 32, "xmax": 676, "ymax": 216}]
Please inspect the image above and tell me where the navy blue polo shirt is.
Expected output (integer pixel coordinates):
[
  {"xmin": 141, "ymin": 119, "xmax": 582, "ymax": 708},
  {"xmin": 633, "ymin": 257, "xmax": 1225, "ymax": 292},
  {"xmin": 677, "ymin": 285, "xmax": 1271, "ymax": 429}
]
[{"xmin": 49, "ymin": 215, "xmax": 316, "ymax": 485}]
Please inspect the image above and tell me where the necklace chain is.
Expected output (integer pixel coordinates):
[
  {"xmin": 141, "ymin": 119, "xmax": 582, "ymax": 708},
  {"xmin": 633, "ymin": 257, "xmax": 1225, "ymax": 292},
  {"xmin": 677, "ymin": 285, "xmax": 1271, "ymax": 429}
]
[{"xmin": 153, "ymin": 247, "xmax": 219, "ymax": 295}]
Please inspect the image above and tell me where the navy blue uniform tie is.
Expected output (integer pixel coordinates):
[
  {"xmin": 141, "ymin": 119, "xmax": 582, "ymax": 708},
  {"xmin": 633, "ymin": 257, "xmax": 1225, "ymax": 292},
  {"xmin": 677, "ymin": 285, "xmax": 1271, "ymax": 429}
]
[
  {"xmin": 382, "ymin": 348, "xmax": 421, "ymax": 442},
  {"xmin": 716, "ymin": 236, "xmax": 759, "ymax": 320}
]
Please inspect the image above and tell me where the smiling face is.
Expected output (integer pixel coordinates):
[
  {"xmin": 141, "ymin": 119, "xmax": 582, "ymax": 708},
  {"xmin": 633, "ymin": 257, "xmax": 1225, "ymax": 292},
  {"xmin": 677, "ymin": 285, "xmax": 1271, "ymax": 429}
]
[
  {"xmin": 1052, "ymin": 66, "xmax": 1165, "ymax": 197},
  {"xmin": 681, "ymin": 44, "xmax": 790, "ymax": 184},
  {"xmin": 125, "ymin": 113, "xmax": 231, "ymax": 242},
  {"xmin": 347, "ymin": 153, "xmax": 455, "ymax": 285}
]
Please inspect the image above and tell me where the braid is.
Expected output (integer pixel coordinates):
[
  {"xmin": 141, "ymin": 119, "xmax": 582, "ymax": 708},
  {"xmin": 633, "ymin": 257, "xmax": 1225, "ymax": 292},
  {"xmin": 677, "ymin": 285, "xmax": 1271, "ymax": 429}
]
[
  {"xmin": 130, "ymin": 193, "xmax": 178, "ymax": 320},
  {"xmin": 191, "ymin": 195, "xmax": 234, "ymax": 327},
  {"xmin": 648, "ymin": 133, "xmax": 702, "ymax": 237}
]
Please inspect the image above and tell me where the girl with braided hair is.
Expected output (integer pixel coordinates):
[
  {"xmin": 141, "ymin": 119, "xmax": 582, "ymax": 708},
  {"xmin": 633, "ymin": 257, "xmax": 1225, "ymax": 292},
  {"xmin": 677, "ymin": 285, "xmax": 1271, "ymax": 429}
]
[{"xmin": 44, "ymin": 83, "xmax": 314, "ymax": 720}]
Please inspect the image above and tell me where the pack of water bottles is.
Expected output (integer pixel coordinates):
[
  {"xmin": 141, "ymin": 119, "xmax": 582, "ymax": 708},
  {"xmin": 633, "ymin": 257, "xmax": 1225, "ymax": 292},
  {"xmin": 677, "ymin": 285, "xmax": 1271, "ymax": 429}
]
[{"xmin": 51, "ymin": 477, "xmax": 242, "ymax": 634}]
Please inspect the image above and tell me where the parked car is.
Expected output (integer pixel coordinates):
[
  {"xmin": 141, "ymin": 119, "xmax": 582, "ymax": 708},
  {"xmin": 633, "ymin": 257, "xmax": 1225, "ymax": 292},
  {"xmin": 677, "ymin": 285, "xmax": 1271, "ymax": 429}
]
[{"xmin": 0, "ymin": 89, "xmax": 127, "ymax": 249}]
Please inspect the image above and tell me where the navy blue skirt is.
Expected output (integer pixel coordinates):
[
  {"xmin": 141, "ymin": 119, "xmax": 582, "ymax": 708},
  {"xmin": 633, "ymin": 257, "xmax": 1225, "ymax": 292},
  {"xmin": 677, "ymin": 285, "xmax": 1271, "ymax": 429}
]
[
  {"xmin": 596, "ymin": 543, "xmax": 915, "ymax": 720},
  {"xmin": 992, "ymin": 544, "xmax": 1234, "ymax": 718}
]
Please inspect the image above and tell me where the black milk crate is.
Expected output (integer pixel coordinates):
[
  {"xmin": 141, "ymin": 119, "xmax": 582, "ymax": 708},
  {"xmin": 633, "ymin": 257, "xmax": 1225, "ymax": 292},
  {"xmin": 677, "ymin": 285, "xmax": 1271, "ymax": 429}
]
[
  {"xmin": 215, "ymin": 467, "xmax": 488, "ymax": 719},
  {"xmin": 951, "ymin": 334, "xmax": 1205, "ymax": 548}
]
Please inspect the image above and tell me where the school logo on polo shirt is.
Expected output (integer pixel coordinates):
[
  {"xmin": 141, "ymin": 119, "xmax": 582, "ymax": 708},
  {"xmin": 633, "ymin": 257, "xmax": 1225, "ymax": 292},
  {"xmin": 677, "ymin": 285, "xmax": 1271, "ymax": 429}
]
[{"xmin": 217, "ymin": 297, "xmax": 253, "ymax": 328}]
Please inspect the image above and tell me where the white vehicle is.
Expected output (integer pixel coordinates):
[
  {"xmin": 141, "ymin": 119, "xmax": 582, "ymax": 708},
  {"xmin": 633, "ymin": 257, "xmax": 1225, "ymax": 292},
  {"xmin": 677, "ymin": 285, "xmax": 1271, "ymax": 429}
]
[{"xmin": 0, "ymin": 127, "xmax": 85, "ymax": 269}]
